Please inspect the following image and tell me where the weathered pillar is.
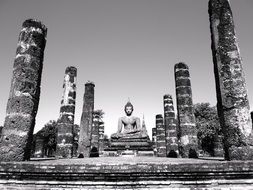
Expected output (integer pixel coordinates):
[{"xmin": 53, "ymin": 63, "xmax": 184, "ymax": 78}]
[
  {"xmin": 213, "ymin": 135, "xmax": 224, "ymax": 157},
  {"xmin": 175, "ymin": 62, "xmax": 198, "ymax": 158},
  {"xmin": 77, "ymin": 82, "xmax": 95, "ymax": 157},
  {"xmin": 90, "ymin": 112, "xmax": 99, "ymax": 157},
  {"xmin": 0, "ymin": 19, "xmax": 47, "ymax": 161},
  {"xmin": 56, "ymin": 66, "xmax": 77, "ymax": 158},
  {"xmin": 156, "ymin": 114, "xmax": 166, "ymax": 157},
  {"xmin": 152, "ymin": 127, "xmax": 157, "ymax": 154},
  {"xmin": 164, "ymin": 94, "xmax": 178, "ymax": 157},
  {"xmin": 34, "ymin": 135, "xmax": 44, "ymax": 158},
  {"xmin": 251, "ymin": 112, "xmax": 253, "ymax": 125},
  {"xmin": 209, "ymin": 0, "xmax": 253, "ymax": 160},
  {"xmin": 72, "ymin": 124, "xmax": 80, "ymax": 158},
  {"xmin": 99, "ymin": 122, "xmax": 105, "ymax": 155}
]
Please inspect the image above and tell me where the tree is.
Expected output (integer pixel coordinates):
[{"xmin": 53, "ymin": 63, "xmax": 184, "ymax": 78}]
[{"xmin": 194, "ymin": 103, "xmax": 221, "ymax": 156}]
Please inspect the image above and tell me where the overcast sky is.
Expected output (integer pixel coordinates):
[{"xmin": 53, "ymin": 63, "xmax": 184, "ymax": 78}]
[{"xmin": 0, "ymin": 0, "xmax": 252, "ymax": 137}]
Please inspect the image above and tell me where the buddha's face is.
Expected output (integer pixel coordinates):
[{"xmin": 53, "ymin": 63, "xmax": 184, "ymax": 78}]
[{"xmin": 125, "ymin": 106, "xmax": 133, "ymax": 116}]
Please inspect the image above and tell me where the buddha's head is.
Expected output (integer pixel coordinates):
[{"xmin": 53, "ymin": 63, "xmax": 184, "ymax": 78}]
[{"xmin": 124, "ymin": 101, "xmax": 134, "ymax": 116}]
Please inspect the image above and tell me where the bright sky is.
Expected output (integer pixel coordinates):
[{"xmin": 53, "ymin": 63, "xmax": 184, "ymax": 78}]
[{"xmin": 0, "ymin": 0, "xmax": 252, "ymax": 137}]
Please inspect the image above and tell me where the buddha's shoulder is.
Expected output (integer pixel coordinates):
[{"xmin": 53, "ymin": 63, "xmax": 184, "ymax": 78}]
[{"xmin": 131, "ymin": 116, "xmax": 140, "ymax": 120}]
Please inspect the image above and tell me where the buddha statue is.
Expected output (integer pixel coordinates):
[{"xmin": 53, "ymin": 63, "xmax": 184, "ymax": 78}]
[{"xmin": 111, "ymin": 101, "xmax": 148, "ymax": 140}]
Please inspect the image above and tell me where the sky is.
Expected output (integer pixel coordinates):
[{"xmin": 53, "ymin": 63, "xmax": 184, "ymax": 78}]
[{"xmin": 0, "ymin": 0, "xmax": 253, "ymax": 137}]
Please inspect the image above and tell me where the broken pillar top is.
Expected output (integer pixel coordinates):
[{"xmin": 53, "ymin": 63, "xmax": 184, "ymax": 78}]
[
  {"xmin": 85, "ymin": 81, "xmax": 95, "ymax": 87},
  {"xmin": 175, "ymin": 62, "xmax": 189, "ymax": 70},
  {"xmin": 65, "ymin": 66, "xmax": 77, "ymax": 76},
  {"xmin": 156, "ymin": 114, "xmax": 163, "ymax": 119},
  {"xmin": 209, "ymin": 0, "xmax": 233, "ymax": 24},
  {"xmin": 22, "ymin": 19, "xmax": 47, "ymax": 37},
  {"xmin": 209, "ymin": 0, "xmax": 231, "ymax": 9},
  {"xmin": 164, "ymin": 94, "xmax": 172, "ymax": 99}
]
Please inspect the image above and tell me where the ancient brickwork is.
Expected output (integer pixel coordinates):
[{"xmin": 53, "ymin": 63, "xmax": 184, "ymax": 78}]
[
  {"xmin": 78, "ymin": 82, "xmax": 95, "ymax": 157},
  {"xmin": 99, "ymin": 122, "xmax": 105, "ymax": 154},
  {"xmin": 90, "ymin": 113, "xmax": 99, "ymax": 157},
  {"xmin": 0, "ymin": 19, "xmax": 47, "ymax": 161},
  {"xmin": 163, "ymin": 94, "xmax": 178, "ymax": 157},
  {"xmin": 34, "ymin": 135, "xmax": 44, "ymax": 158},
  {"xmin": 1, "ymin": 159, "xmax": 253, "ymax": 189},
  {"xmin": 156, "ymin": 114, "xmax": 166, "ymax": 157},
  {"xmin": 56, "ymin": 66, "xmax": 77, "ymax": 158},
  {"xmin": 209, "ymin": 0, "xmax": 253, "ymax": 160},
  {"xmin": 152, "ymin": 127, "xmax": 157, "ymax": 154},
  {"xmin": 175, "ymin": 62, "xmax": 198, "ymax": 158}
]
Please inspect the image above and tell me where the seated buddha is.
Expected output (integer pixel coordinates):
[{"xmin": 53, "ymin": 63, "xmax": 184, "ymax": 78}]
[{"xmin": 111, "ymin": 101, "xmax": 149, "ymax": 140}]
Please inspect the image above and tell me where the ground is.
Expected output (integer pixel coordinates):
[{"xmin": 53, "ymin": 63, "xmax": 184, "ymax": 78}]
[{"xmin": 29, "ymin": 156, "xmax": 224, "ymax": 165}]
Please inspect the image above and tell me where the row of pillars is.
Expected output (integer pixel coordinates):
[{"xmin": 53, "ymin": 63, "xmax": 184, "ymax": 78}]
[
  {"xmin": 153, "ymin": 62, "xmax": 197, "ymax": 158},
  {"xmin": 55, "ymin": 68, "xmax": 103, "ymax": 158},
  {"xmin": 0, "ymin": 0, "xmax": 253, "ymax": 161}
]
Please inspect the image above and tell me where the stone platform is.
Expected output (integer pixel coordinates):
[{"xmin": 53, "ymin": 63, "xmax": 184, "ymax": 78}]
[{"xmin": 0, "ymin": 157, "xmax": 253, "ymax": 189}]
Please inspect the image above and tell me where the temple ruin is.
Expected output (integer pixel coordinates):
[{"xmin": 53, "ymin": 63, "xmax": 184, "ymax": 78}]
[
  {"xmin": 163, "ymin": 94, "xmax": 178, "ymax": 157},
  {"xmin": 209, "ymin": 0, "xmax": 253, "ymax": 160},
  {"xmin": 55, "ymin": 66, "xmax": 77, "ymax": 158},
  {"xmin": 155, "ymin": 114, "xmax": 166, "ymax": 157},
  {"xmin": 174, "ymin": 62, "xmax": 198, "ymax": 158},
  {"xmin": 77, "ymin": 82, "xmax": 95, "ymax": 157},
  {"xmin": 0, "ymin": 19, "xmax": 47, "ymax": 161}
]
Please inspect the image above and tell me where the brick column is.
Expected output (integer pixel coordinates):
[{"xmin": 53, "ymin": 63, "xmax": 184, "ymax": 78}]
[
  {"xmin": 99, "ymin": 122, "xmax": 105, "ymax": 155},
  {"xmin": 90, "ymin": 113, "xmax": 99, "ymax": 157},
  {"xmin": 0, "ymin": 19, "xmax": 47, "ymax": 161},
  {"xmin": 209, "ymin": 0, "xmax": 253, "ymax": 160},
  {"xmin": 34, "ymin": 135, "xmax": 44, "ymax": 158},
  {"xmin": 56, "ymin": 66, "xmax": 77, "ymax": 158},
  {"xmin": 152, "ymin": 127, "xmax": 157, "ymax": 154},
  {"xmin": 78, "ymin": 82, "xmax": 95, "ymax": 157},
  {"xmin": 164, "ymin": 94, "xmax": 178, "ymax": 157},
  {"xmin": 156, "ymin": 114, "xmax": 166, "ymax": 157},
  {"xmin": 175, "ymin": 62, "xmax": 198, "ymax": 158}
]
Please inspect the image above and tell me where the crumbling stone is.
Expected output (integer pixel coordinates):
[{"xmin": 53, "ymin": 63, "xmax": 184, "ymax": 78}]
[
  {"xmin": 164, "ymin": 94, "xmax": 178, "ymax": 157},
  {"xmin": 34, "ymin": 135, "xmax": 44, "ymax": 158},
  {"xmin": 156, "ymin": 114, "xmax": 166, "ymax": 157},
  {"xmin": 152, "ymin": 127, "xmax": 157, "ymax": 154},
  {"xmin": 90, "ymin": 112, "xmax": 99, "ymax": 157},
  {"xmin": 56, "ymin": 66, "xmax": 77, "ymax": 158},
  {"xmin": 174, "ymin": 62, "xmax": 198, "ymax": 158},
  {"xmin": 0, "ymin": 19, "xmax": 47, "ymax": 161},
  {"xmin": 99, "ymin": 122, "xmax": 105, "ymax": 155},
  {"xmin": 78, "ymin": 82, "xmax": 95, "ymax": 157},
  {"xmin": 209, "ymin": 0, "xmax": 253, "ymax": 160}
]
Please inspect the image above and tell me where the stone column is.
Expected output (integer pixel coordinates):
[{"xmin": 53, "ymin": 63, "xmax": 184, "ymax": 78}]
[
  {"xmin": 34, "ymin": 135, "xmax": 44, "ymax": 158},
  {"xmin": 72, "ymin": 124, "xmax": 80, "ymax": 158},
  {"xmin": 164, "ymin": 94, "xmax": 178, "ymax": 157},
  {"xmin": 251, "ymin": 112, "xmax": 253, "ymax": 128},
  {"xmin": 99, "ymin": 122, "xmax": 105, "ymax": 155},
  {"xmin": 152, "ymin": 127, "xmax": 157, "ymax": 154},
  {"xmin": 175, "ymin": 62, "xmax": 198, "ymax": 158},
  {"xmin": 77, "ymin": 82, "xmax": 95, "ymax": 157},
  {"xmin": 90, "ymin": 113, "xmax": 99, "ymax": 157},
  {"xmin": 56, "ymin": 66, "xmax": 77, "ymax": 158},
  {"xmin": 209, "ymin": 0, "xmax": 253, "ymax": 160},
  {"xmin": 0, "ymin": 19, "xmax": 47, "ymax": 161},
  {"xmin": 156, "ymin": 114, "xmax": 166, "ymax": 157}
]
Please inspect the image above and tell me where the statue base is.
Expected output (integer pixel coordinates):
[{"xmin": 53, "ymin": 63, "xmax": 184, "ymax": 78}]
[{"xmin": 105, "ymin": 136, "xmax": 153, "ymax": 152}]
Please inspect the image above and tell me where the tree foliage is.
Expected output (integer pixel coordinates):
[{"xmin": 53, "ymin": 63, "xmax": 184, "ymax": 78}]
[{"xmin": 194, "ymin": 103, "xmax": 221, "ymax": 156}]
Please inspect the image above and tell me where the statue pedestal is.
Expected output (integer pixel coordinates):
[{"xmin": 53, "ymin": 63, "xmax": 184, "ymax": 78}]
[
  {"xmin": 120, "ymin": 150, "xmax": 136, "ymax": 157},
  {"xmin": 105, "ymin": 136, "xmax": 153, "ymax": 157}
]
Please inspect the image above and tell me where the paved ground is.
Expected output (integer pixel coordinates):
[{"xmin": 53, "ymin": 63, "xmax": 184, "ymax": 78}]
[{"xmin": 27, "ymin": 156, "xmax": 226, "ymax": 165}]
